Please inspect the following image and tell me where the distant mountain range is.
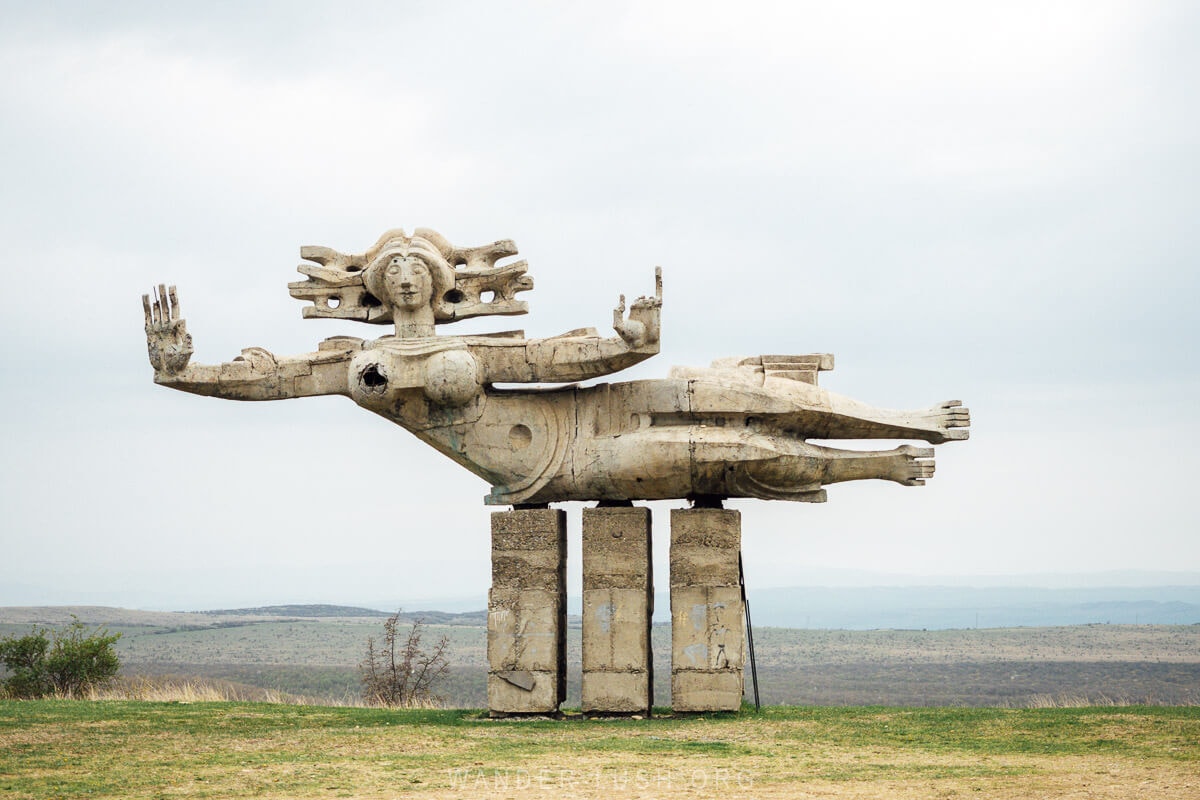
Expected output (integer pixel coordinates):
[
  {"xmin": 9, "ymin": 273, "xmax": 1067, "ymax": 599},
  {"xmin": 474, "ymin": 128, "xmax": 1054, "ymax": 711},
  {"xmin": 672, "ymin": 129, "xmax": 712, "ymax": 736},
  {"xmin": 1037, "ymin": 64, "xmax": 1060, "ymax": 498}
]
[
  {"xmin": 199, "ymin": 604, "xmax": 392, "ymax": 618},
  {"xmin": 194, "ymin": 587, "xmax": 1200, "ymax": 631},
  {"xmin": 3, "ymin": 587, "xmax": 1199, "ymax": 633},
  {"xmin": 5, "ymin": 571, "xmax": 1198, "ymax": 631},
  {"xmin": 390, "ymin": 584, "xmax": 1200, "ymax": 631},
  {"xmin": 199, "ymin": 605, "xmax": 489, "ymax": 626},
  {"xmin": 140, "ymin": 577, "xmax": 1200, "ymax": 631},
  {"xmin": 733, "ymin": 585, "xmax": 1200, "ymax": 630}
]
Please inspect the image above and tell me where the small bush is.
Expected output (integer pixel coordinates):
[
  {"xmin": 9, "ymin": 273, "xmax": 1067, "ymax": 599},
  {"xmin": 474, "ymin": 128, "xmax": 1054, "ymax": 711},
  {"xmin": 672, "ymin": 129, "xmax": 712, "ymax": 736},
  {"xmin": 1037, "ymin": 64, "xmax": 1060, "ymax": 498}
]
[
  {"xmin": 0, "ymin": 616, "xmax": 121, "ymax": 699},
  {"xmin": 359, "ymin": 611, "xmax": 449, "ymax": 707}
]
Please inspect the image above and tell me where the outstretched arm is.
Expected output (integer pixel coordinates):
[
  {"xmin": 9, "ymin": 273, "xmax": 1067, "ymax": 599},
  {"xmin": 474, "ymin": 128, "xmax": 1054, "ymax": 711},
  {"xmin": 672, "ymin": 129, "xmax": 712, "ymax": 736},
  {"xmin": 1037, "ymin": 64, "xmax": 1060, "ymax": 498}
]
[
  {"xmin": 142, "ymin": 285, "xmax": 356, "ymax": 400},
  {"xmin": 518, "ymin": 268, "xmax": 663, "ymax": 383}
]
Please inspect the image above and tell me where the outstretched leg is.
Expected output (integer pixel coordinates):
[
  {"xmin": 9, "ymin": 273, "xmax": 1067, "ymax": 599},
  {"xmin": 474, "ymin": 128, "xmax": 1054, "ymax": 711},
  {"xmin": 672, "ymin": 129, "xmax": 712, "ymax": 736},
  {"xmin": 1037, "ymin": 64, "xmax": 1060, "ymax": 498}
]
[
  {"xmin": 685, "ymin": 377, "xmax": 971, "ymax": 443},
  {"xmin": 823, "ymin": 396, "xmax": 971, "ymax": 443},
  {"xmin": 818, "ymin": 443, "xmax": 936, "ymax": 486},
  {"xmin": 724, "ymin": 440, "xmax": 939, "ymax": 501}
]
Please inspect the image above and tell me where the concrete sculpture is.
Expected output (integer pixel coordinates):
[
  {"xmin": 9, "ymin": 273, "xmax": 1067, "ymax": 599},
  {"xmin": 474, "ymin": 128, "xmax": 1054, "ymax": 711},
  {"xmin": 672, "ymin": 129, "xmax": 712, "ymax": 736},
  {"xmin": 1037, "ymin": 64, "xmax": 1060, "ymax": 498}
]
[{"xmin": 144, "ymin": 228, "xmax": 970, "ymax": 715}]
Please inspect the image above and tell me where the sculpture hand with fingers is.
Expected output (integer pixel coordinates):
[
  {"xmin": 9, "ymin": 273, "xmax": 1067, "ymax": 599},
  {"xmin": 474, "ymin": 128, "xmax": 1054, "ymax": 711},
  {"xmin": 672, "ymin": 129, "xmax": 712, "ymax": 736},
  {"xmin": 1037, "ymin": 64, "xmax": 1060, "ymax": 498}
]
[
  {"xmin": 142, "ymin": 284, "xmax": 193, "ymax": 375},
  {"xmin": 143, "ymin": 228, "xmax": 969, "ymax": 504},
  {"xmin": 613, "ymin": 268, "xmax": 662, "ymax": 349}
]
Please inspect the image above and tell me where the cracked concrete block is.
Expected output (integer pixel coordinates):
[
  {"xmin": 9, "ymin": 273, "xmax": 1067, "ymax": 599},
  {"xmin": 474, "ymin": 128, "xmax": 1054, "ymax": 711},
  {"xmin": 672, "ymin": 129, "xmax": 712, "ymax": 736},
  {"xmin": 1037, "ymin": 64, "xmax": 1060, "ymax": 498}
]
[
  {"xmin": 671, "ymin": 670, "xmax": 744, "ymax": 713},
  {"xmin": 487, "ymin": 588, "xmax": 562, "ymax": 672},
  {"xmin": 582, "ymin": 587, "xmax": 652, "ymax": 672},
  {"xmin": 492, "ymin": 508, "xmax": 568, "ymax": 552},
  {"xmin": 487, "ymin": 671, "xmax": 560, "ymax": 714},
  {"xmin": 488, "ymin": 509, "xmax": 565, "ymax": 714},
  {"xmin": 670, "ymin": 508, "xmax": 741, "ymax": 587},
  {"xmin": 582, "ymin": 671, "xmax": 653, "ymax": 715},
  {"xmin": 581, "ymin": 507, "xmax": 652, "ymax": 588},
  {"xmin": 581, "ymin": 506, "xmax": 652, "ymax": 715},
  {"xmin": 670, "ymin": 508, "xmax": 744, "ymax": 713},
  {"xmin": 670, "ymin": 585, "xmax": 744, "ymax": 670}
]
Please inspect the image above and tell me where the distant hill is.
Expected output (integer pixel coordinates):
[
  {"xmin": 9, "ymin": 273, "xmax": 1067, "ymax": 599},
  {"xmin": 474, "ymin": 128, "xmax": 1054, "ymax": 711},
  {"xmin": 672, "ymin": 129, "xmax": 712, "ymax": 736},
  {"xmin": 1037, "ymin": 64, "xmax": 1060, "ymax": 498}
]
[
  {"xmin": 198, "ymin": 605, "xmax": 490, "ymax": 626},
  {"xmin": 6, "ymin": 581, "xmax": 1199, "ymax": 632},
  {"xmin": 732, "ymin": 585, "xmax": 1200, "ymax": 629},
  {"xmin": 200, "ymin": 604, "xmax": 393, "ymax": 618}
]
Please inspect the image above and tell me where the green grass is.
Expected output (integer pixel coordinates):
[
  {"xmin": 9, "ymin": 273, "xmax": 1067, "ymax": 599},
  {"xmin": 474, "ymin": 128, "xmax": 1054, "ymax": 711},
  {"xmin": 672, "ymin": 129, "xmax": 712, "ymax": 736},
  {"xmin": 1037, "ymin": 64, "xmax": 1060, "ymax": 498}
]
[
  {"xmin": 2, "ymin": 701, "xmax": 1197, "ymax": 799},
  {"xmin": 756, "ymin": 705, "xmax": 1200, "ymax": 759}
]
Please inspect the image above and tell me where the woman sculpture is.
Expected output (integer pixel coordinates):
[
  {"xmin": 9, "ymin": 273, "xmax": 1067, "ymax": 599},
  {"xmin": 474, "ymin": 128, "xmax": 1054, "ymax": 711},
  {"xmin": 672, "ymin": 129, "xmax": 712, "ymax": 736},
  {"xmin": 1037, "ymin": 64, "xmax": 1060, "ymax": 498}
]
[{"xmin": 143, "ymin": 228, "xmax": 969, "ymax": 505}]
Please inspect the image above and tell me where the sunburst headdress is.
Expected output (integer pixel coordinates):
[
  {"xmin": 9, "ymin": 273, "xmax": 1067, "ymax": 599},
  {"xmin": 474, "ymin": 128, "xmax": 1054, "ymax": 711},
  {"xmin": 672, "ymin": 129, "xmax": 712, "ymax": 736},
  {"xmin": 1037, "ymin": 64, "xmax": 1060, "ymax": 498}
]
[{"xmin": 288, "ymin": 228, "xmax": 533, "ymax": 325}]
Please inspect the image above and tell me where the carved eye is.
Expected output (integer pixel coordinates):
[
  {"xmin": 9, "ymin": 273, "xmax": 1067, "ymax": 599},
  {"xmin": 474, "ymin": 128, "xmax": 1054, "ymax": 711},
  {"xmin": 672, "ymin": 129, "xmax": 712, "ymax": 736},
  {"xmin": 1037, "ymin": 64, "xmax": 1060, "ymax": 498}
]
[
  {"xmin": 387, "ymin": 265, "xmax": 400, "ymax": 275},
  {"xmin": 412, "ymin": 264, "xmax": 427, "ymax": 274}
]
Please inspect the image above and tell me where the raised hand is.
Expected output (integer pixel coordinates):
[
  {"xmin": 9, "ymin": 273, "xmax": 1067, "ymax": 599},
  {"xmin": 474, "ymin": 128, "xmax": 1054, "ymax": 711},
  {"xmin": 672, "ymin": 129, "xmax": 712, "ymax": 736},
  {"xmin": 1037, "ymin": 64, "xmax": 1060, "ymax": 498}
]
[
  {"xmin": 613, "ymin": 267, "xmax": 663, "ymax": 348},
  {"xmin": 142, "ymin": 284, "xmax": 193, "ymax": 375}
]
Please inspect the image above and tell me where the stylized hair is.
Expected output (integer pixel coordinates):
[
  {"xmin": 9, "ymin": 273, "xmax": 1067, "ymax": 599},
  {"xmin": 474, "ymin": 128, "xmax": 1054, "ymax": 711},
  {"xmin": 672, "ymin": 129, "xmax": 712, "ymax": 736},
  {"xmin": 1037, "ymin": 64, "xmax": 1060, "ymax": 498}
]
[{"xmin": 289, "ymin": 228, "xmax": 532, "ymax": 325}]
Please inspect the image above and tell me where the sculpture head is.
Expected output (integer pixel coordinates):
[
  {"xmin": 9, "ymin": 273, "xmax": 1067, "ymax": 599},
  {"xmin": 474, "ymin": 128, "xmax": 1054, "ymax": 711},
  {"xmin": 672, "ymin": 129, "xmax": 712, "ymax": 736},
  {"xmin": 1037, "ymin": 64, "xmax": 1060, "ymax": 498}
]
[
  {"xmin": 290, "ymin": 228, "xmax": 533, "ymax": 331},
  {"xmin": 362, "ymin": 232, "xmax": 457, "ymax": 336}
]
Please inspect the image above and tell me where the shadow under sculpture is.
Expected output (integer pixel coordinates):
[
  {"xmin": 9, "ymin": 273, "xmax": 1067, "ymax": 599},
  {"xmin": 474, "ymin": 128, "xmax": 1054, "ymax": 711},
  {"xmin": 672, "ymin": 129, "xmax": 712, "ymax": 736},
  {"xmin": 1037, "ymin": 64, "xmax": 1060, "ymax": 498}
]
[{"xmin": 143, "ymin": 228, "xmax": 970, "ymax": 714}]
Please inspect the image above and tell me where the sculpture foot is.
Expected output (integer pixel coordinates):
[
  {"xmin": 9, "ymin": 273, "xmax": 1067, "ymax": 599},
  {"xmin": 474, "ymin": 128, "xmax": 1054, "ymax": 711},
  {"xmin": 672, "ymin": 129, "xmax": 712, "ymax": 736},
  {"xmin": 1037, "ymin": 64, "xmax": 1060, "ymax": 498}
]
[
  {"xmin": 892, "ymin": 444, "xmax": 935, "ymax": 486},
  {"xmin": 922, "ymin": 400, "xmax": 970, "ymax": 443}
]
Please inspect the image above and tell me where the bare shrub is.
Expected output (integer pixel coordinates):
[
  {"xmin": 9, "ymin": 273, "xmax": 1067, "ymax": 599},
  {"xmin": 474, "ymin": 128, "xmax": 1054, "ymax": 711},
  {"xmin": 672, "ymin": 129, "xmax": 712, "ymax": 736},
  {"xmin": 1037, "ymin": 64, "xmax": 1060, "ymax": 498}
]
[{"xmin": 359, "ymin": 611, "xmax": 450, "ymax": 707}]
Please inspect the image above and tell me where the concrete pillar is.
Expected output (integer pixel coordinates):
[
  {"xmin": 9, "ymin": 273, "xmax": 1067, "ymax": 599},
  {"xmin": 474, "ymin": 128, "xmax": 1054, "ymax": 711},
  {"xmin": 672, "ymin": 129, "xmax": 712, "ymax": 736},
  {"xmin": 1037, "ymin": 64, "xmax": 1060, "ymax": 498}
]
[
  {"xmin": 670, "ymin": 507, "xmax": 744, "ymax": 712},
  {"xmin": 581, "ymin": 506, "xmax": 653, "ymax": 715},
  {"xmin": 487, "ymin": 508, "xmax": 566, "ymax": 715}
]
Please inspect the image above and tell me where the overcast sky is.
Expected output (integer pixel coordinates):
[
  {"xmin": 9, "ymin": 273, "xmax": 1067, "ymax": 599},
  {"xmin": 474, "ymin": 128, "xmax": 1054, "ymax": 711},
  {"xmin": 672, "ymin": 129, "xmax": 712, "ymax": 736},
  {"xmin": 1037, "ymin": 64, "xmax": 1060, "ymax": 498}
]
[{"xmin": 1, "ymin": 1, "xmax": 1197, "ymax": 611}]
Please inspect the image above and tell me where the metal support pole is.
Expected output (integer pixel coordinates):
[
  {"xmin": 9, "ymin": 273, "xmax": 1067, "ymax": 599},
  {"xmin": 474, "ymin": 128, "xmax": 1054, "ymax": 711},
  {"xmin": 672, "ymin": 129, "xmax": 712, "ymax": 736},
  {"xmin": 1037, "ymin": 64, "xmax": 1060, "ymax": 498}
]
[{"xmin": 738, "ymin": 550, "xmax": 760, "ymax": 711}]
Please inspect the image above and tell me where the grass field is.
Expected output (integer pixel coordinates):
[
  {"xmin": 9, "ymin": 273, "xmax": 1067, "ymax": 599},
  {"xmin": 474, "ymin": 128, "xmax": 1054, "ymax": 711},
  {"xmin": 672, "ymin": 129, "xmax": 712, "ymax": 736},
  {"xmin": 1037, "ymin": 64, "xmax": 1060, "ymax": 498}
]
[{"xmin": 1, "ymin": 701, "xmax": 1197, "ymax": 799}]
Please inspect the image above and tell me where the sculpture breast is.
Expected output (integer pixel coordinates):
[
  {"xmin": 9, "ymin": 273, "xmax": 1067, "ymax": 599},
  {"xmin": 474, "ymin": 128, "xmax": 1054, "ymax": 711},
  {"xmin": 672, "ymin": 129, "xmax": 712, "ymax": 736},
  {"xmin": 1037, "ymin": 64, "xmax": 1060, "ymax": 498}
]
[{"xmin": 423, "ymin": 349, "xmax": 480, "ymax": 407}]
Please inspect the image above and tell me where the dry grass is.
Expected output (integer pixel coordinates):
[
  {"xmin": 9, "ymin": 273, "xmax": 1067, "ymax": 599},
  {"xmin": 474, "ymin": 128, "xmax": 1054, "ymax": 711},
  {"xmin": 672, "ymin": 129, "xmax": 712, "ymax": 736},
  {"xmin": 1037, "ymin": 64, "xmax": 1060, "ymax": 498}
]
[
  {"xmin": 77, "ymin": 674, "xmax": 450, "ymax": 710},
  {"xmin": 1015, "ymin": 692, "xmax": 1169, "ymax": 709},
  {"xmin": 83, "ymin": 675, "xmax": 303, "ymax": 704}
]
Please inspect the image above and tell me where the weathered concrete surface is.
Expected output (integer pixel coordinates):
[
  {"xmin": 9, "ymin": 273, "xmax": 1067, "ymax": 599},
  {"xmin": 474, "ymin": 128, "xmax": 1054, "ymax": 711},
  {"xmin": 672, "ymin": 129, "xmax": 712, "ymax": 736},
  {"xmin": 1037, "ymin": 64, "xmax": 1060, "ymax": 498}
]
[
  {"xmin": 145, "ymin": 229, "xmax": 970, "ymax": 508},
  {"xmin": 487, "ymin": 509, "xmax": 566, "ymax": 715},
  {"xmin": 670, "ymin": 508, "xmax": 744, "ymax": 712},
  {"xmin": 581, "ymin": 506, "xmax": 652, "ymax": 714}
]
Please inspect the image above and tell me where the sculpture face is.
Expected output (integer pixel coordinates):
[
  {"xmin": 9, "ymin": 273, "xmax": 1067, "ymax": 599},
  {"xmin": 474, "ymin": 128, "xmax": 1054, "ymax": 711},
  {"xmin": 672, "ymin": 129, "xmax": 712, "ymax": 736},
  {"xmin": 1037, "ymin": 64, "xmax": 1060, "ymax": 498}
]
[{"xmin": 382, "ymin": 253, "xmax": 433, "ymax": 311}]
